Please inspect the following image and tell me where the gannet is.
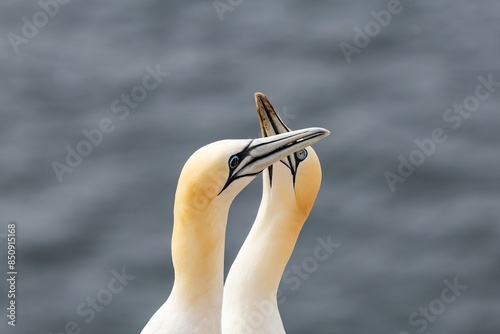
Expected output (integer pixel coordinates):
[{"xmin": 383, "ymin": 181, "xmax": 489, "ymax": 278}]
[
  {"xmin": 141, "ymin": 126, "xmax": 330, "ymax": 334},
  {"xmin": 222, "ymin": 93, "xmax": 327, "ymax": 334}
]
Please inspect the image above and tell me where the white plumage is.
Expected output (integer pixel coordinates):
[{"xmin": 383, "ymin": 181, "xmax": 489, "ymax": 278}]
[
  {"xmin": 222, "ymin": 93, "xmax": 325, "ymax": 333},
  {"xmin": 141, "ymin": 123, "xmax": 329, "ymax": 334}
]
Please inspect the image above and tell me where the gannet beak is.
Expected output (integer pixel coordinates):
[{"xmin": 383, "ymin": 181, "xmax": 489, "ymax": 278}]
[
  {"xmin": 255, "ymin": 92, "xmax": 290, "ymax": 136},
  {"xmin": 219, "ymin": 127, "xmax": 330, "ymax": 194},
  {"xmin": 244, "ymin": 127, "xmax": 329, "ymax": 173}
]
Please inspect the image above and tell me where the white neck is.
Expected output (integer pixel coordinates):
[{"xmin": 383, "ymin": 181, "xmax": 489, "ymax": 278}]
[
  {"xmin": 222, "ymin": 171, "xmax": 304, "ymax": 334},
  {"xmin": 141, "ymin": 199, "xmax": 230, "ymax": 334}
]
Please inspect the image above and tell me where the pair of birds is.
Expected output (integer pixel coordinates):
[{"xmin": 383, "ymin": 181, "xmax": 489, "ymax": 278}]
[{"xmin": 141, "ymin": 93, "xmax": 330, "ymax": 334}]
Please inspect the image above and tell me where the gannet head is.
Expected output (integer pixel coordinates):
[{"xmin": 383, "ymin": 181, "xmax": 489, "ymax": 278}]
[
  {"xmin": 255, "ymin": 92, "xmax": 325, "ymax": 220},
  {"xmin": 170, "ymin": 126, "xmax": 329, "ymax": 291},
  {"xmin": 174, "ymin": 127, "xmax": 329, "ymax": 217}
]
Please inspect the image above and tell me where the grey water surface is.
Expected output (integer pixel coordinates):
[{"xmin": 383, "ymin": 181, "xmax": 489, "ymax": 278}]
[{"xmin": 1, "ymin": 1, "xmax": 499, "ymax": 333}]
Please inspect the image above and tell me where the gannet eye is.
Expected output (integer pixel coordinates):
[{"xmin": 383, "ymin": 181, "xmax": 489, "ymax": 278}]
[
  {"xmin": 295, "ymin": 149, "xmax": 308, "ymax": 161},
  {"xmin": 229, "ymin": 155, "xmax": 240, "ymax": 169}
]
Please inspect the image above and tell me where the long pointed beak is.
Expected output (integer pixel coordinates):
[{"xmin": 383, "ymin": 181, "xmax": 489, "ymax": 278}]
[
  {"xmin": 255, "ymin": 92, "xmax": 291, "ymax": 137},
  {"xmin": 219, "ymin": 127, "xmax": 329, "ymax": 194},
  {"xmin": 239, "ymin": 127, "xmax": 330, "ymax": 176},
  {"xmin": 219, "ymin": 128, "xmax": 330, "ymax": 194}
]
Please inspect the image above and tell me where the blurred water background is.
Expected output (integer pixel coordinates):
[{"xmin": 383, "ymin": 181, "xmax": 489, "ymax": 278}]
[{"xmin": 1, "ymin": 0, "xmax": 499, "ymax": 333}]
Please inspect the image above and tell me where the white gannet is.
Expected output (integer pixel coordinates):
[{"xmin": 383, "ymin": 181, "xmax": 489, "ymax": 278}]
[
  {"xmin": 141, "ymin": 126, "xmax": 330, "ymax": 334},
  {"xmin": 222, "ymin": 93, "xmax": 327, "ymax": 334}
]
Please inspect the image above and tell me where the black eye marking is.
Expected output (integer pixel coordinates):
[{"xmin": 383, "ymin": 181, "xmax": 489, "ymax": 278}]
[
  {"xmin": 218, "ymin": 140, "xmax": 254, "ymax": 196},
  {"xmin": 295, "ymin": 149, "xmax": 308, "ymax": 161},
  {"xmin": 229, "ymin": 155, "xmax": 240, "ymax": 169},
  {"xmin": 275, "ymin": 150, "xmax": 307, "ymax": 189},
  {"xmin": 267, "ymin": 165, "xmax": 274, "ymax": 188}
]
